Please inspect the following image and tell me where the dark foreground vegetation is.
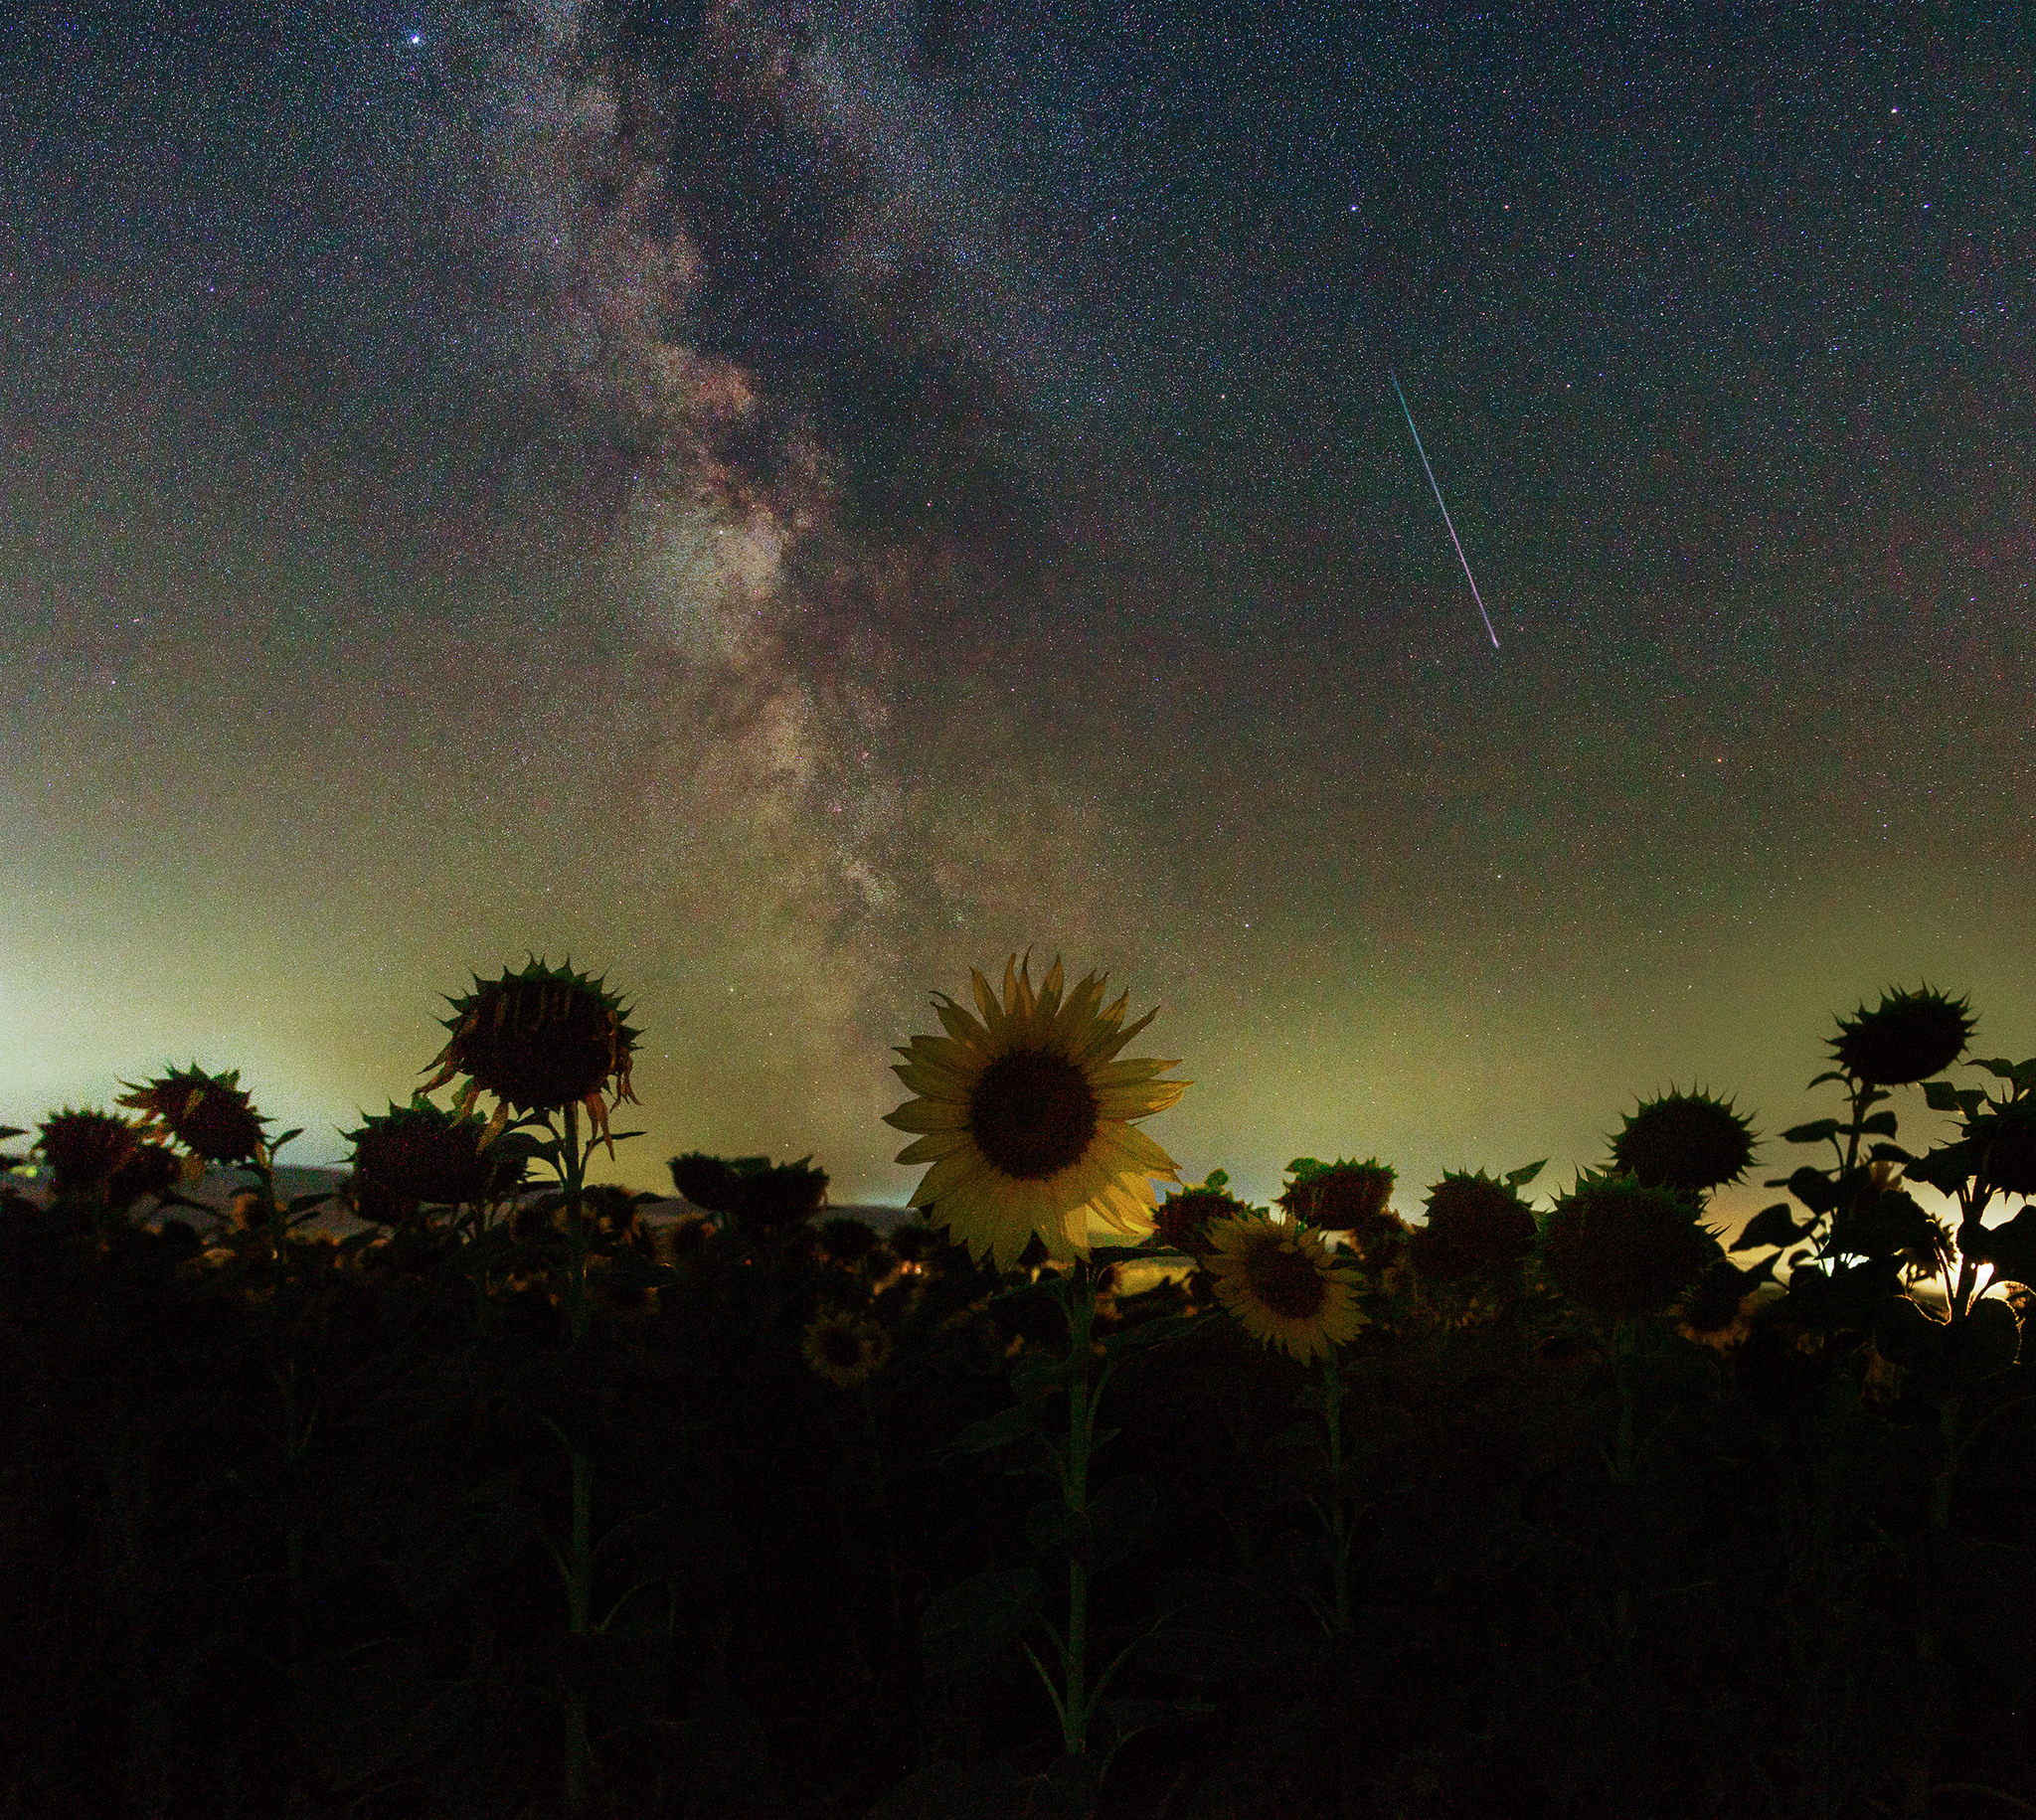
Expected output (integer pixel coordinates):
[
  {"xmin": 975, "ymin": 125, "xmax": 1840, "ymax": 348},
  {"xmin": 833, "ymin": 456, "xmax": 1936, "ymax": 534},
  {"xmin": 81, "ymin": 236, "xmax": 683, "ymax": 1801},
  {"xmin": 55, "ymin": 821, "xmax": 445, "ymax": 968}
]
[{"xmin": 6, "ymin": 967, "xmax": 2036, "ymax": 1820}]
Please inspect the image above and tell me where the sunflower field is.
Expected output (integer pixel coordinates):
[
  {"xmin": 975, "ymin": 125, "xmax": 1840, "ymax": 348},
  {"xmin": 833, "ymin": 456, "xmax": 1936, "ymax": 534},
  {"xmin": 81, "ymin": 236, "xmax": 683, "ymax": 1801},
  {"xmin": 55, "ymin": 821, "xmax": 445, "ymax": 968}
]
[{"xmin": 5, "ymin": 962, "xmax": 2036, "ymax": 1819}]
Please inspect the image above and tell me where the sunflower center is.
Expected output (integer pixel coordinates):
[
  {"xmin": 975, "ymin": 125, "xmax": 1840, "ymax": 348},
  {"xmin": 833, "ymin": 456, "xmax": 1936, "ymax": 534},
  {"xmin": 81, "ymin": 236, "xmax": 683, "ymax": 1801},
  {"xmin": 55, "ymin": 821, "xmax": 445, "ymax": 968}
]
[
  {"xmin": 968, "ymin": 1047, "xmax": 1102, "ymax": 1181},
  {"xmin": 817, "ymin": 1324, "xmax": 864, "ymax": 1370},
  {"xmin": 1244, "ymin": 1234, "xmax": 1329, "ymax": 1321}
]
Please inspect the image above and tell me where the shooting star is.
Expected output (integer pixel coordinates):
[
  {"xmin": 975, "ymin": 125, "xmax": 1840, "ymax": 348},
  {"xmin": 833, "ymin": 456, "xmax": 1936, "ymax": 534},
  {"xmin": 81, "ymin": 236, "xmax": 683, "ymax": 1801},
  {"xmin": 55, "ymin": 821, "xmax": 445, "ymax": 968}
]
[{"xmin": 1389, "ymin": 369, "xmax": 1500, "ymax": 650}]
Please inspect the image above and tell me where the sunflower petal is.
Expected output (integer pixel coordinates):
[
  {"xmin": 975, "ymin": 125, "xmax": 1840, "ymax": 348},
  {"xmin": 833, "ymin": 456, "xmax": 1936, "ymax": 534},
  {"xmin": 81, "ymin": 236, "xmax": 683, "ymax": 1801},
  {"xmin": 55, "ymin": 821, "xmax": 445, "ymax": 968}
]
[
  {"xmin": 895, "ymin": 1129, "xmax": 972, "ymax": 1164},
  {"xmin": 891, "ymin": 1062, "xmax": 972, "ymax": 1101},
  {"xmin": 883, "ymin": 1098, "xmax": 970, "ymax": 1134}
]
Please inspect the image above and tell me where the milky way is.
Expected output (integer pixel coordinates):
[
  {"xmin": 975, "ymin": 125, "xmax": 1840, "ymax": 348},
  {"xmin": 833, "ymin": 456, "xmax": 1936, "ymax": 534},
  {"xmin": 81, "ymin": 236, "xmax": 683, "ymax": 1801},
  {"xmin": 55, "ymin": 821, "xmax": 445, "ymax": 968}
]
[{"xmin": 2, "ymin": 2, "xmax": 2032, "ymax": 1214}]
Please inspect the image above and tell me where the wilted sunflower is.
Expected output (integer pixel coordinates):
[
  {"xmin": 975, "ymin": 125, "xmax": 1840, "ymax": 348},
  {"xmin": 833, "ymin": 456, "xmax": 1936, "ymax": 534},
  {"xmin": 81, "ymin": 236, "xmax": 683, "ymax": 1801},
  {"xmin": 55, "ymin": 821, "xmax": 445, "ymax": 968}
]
[
  {"xmin": 118, "ymin": 1066, "xmax": 267, "ymax": 1165},
  {"xmin": 1610, "ymin": 1088, "xmax": 1757, "ymax": 1204},
  {"xmin": 1150, "ymin": 1182, "xmax": 1254, "ymax": 1257},
  {"xmin": 885, "ymin": 954, "xmax": 1187, "ymax": 1269},
  {"xmin": 345, "ymin": 1095, "xmax": 519, "ymax": 1209},
  {"xmin": 1830, "ymin": 985, "xmax": 1973, "ymax": 1087},
  {"xmin": 34, "ymin": 1108, "xmax": 141, "ymax": 1196},
  {"xmin": 802, "ymin": 1311, "xmax": 893, "ymax": 1388},
  {"xmin": 423, "ymin": 958, "xmax": 640, "ymax": 1147},
  {"xmin": 1204, "ymin": 1212, "xmax": 1367, "ymax": 1363}
]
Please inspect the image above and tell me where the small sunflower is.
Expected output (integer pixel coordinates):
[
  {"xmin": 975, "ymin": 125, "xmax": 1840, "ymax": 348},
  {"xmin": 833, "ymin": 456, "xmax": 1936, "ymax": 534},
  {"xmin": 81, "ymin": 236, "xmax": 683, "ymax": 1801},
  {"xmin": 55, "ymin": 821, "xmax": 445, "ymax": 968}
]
[
  {"xmin": 885, "ymin": 953, "xmax": 1187, "ymax": 1269},
  {"xmin": 1829, "ymin": 985, "xmax": 1973, "ymax": 1087},
  {"xmin": 34, "ymin": 1108, "xmax": 141, "ymax": 1196},
  {"xmin": 423, "ymin": 957, "xmax": 640, "ymax": 1147},
  {"xmin": 1203, "ymin": 1212, "xmax": 1367, "ymax": 1363},
  {"xmin": 118, "ymin": 1066, "xmax": 268, "ymax": 1165},
  {"xmin": 802, "ymin": 1311, "xmax": 893, "ymax": 1388}
]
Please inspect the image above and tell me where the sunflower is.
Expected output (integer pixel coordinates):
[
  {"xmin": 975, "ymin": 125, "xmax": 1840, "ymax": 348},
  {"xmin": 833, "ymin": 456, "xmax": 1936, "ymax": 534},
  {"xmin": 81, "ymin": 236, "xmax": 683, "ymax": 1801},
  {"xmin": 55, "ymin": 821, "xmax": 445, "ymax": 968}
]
[
  {"xmin": 1203, "ymin": 1212, "xmax": 1367, "ymax": 1363},
  {"xmin": 1829, "ymin": 984, "xmax": 1973, "ymax": 1087},
  {"xmin": 1610, "ymin": 1088, "xmax": 1757, "ymax": 1203},
  {"xmin": 118, "ymin": 1066, "xmax": 267, "ymax": 1166},
  {"xmin": 1150, "ymin": 1182, "xmax": 1254, "ymax": 1257},
  {"xmin": 885, "ymin": 954, "xmax": 1187, "ymax": 1269},
  {"xmin": 1539, "ymin": 1170, "xmax": 1723, "ymax": 1320},
  {"xmin": 802, "ymin": 1311, "xmax": 893, "ymax": 1388},
  {"xmin": 34, "ymin": 1108, "xmax": 141, "ymax": 1197},
  {"xmin": 422, "ymin": 957, "xmax": 640, "ymax": 1148},
  {"xmin": 344, "ymin": 1095, "xmax": 521, "ymax": 1209}
]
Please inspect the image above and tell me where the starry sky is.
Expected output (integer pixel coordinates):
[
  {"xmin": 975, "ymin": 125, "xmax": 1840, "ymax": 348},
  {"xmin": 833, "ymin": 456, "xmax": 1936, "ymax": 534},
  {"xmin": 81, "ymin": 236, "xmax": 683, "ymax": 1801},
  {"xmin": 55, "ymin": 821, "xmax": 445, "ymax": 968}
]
[{"xmin": 4, "ymin": 1, "xmax": 2032, "ymax": 1219}]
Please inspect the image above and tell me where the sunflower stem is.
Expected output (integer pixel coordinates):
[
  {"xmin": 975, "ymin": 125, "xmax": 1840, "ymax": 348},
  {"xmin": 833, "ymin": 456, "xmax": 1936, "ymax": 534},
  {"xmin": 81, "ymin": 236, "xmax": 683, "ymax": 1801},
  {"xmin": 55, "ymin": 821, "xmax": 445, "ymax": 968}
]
[
  {"xmin": 1320, "ymin": 1351, "xmax": 1353, "ymax": 1636},
  {"xmin": 1060, "ymin": 1260, "xmax": 1098, "ymax": 1756}
]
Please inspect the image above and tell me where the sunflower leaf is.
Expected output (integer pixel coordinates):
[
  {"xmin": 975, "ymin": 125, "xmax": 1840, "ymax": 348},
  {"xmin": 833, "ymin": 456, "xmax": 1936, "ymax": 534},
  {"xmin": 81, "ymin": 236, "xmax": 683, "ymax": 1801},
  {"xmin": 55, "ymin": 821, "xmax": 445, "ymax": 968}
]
[
  {"xmin": 944, "ymin": 1405, "xmax": 1040, "ymax": 1456},
  {"xmin": 1782, "ymin": 1119, "xmax": 1842, "ymax": 1146},
  {"xmin": 920, "ymin": 1569, "xmax": 1044, "ymax": 1675},
  {"xmin": 1733, "ymin": 1204, "xmax": 1809, "ymax": 1253}
]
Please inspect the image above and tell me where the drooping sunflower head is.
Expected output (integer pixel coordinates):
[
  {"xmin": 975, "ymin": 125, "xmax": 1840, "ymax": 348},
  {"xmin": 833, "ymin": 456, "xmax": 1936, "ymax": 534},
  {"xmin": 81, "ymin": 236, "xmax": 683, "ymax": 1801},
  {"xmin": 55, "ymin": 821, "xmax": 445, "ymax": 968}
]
[
  {"xmin": 802, "ymin": 1311, "xmax": 893, "ymax": 1388},
  {"xmin": 885, "ymin": 953, "xmax": 1187, "ymax": 1269},
  {"xmin": 1829, "ymin": 985, "xmax": 1973, "ymax": 1087},
  {"xmin": 117, "ymin": 1066, "xmax": 268, "ymax": 1165},
  {"xmin": 34, "ymin": 1108, "xmax": 141, "ymax": 1196},
  {"xmin": 1203, "ymin": 1212, "xmax": 1368, "ymax": 1363},
  {"xmin": 1609, "ymin": 1088, "xmax": 1757, "ymax": 1203},
  {"xmin": 1539, "ymin": 1170, "xmax": 1724, "ymax": 1321},
  {"xmin": 423, "ymin": 957, "xmax": 640, "ymax": 1144},
  {"xmin": 1411, "ymin": 1170, "xmax": 1538, "ymax": 1284},
  {"xmin": 1150, "ymin": 1182, "xmax": 1254, "ymax": 1257},
  {"xmin": 344, "ymin": 1095, "xmax": 522, "ymax": 1210}
]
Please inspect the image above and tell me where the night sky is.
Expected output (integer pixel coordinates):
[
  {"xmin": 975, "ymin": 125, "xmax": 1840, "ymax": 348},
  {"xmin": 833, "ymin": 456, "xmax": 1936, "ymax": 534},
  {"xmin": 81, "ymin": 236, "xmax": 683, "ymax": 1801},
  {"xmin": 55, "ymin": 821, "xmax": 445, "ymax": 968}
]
[{"xmin": 5, "ymin": 2, "xmax": 2032, "ymax": 1218}]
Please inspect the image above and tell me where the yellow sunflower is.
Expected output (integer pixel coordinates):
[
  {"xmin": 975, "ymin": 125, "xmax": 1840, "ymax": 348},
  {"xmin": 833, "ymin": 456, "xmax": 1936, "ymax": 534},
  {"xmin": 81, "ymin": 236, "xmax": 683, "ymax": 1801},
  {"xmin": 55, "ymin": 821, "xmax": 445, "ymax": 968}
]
[
  {"xmin": 885, "ymin": 953, "xmax": 1187, "ymax": 1269},
  {"xmin": 1204, "ymin": 1213, "xmax": 1367, "ymax": 1363},
  {"xmin": 802, "ymin": 1312, "xmax": 893, "ymax": 1388}
]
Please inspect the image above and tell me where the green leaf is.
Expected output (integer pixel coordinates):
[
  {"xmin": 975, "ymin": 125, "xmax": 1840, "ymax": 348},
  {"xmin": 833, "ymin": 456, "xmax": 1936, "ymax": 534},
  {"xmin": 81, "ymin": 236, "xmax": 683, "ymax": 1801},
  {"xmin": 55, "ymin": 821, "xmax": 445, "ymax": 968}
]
[
  {"xmin": 1732, "ymin": 1203, "xmax": 1808, "ymax": 1253},
  {"xmin": 1974, "ymin": 1058, "xmax": 2023, "ymax": 1081},
  {"xmin": 1905, "ymin": 1139, "xmax": 1983, "ymax": 1196},
  {"xmin": 920, "ymin": 1568, "xmax": 1043, "ymax": 1675},
  {"xmin": 1009, "ymin": 1352, "xmax": 1070, "ymax": 1398},
  {"xmin": 1083, "ymin": 1473, "xmax": 1157, "ymax": 1575},
  {"xmin": 944, "ymin": 1405, "xmax": 1040, "ymax": 1456},
  {"xmin": 1964, "ymin": 1208, "xmax": 2036, "ymax": 1291},
  {"xmin": 1782, "ymin": 1119, "xmax": 1842, "ymax": 1146},
  {"xmin": 1784, "ymin": 1166, "xmax": 1839, "ymax": 1216},
  {"xmin": 866, "ymin": 1759, "xmax": 1028, "ymax": 1820},
  {"xmin": 1504, "ymin": 1158, "xmax": 1549, "ymax": 1190},
  {"xmin": 1103, "ymin": 1310, "xmax": 1208, "ymax": 1355},
  {"xmin": 1924, "ymin": 1079, "xmax": 1966, "ymax": 1112},
  {"xmin": 1859, "ymin": 1110, "xmax": 1901, "ymax": 1138}
]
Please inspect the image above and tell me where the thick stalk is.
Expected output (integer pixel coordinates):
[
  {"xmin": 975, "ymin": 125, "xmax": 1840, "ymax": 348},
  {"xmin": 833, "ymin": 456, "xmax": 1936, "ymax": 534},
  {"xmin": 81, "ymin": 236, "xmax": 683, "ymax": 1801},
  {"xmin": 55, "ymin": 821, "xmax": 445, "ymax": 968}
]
[
  {"xmin": 1321, "ymin": 1352, "xmax": 1351, "ymax": 1636},
  {"xmin": 1060, "ymin": 1263, "xmax": 1096, "ymax": 1756},
  {"xmin": 558, "ymin": 1100, "xmax": 594, "ymax": 1816}
]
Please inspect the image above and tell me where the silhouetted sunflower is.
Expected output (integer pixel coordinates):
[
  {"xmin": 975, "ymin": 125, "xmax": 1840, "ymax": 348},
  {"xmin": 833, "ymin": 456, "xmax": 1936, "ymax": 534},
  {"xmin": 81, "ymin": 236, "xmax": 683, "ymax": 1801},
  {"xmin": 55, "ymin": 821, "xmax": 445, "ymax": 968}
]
[
  {"xmin": 802, "ymin": 1311, "xmax": 893, "ymax": 1388},
  {"xmin": 1412, "ymin": 1170, "xmax": 1538, "ymax": 1283},
  {"xmin": 1540, "ymin": 1171, "xmax": 1723, "ymax": 1319},
  {"xmin": 423, "ymin": 958, "xmax": 640, "ymax": 1146},
  {"xmin": 1830, "ymin": 985, "xmax": 1973, "ymax": 1087},
  {"xmin": 1203, "ymin": 1213, "xmax": 1366, "ymax": 1362},
  {"xmin": 118, "ymin": 1066, "xmax": 267, "ymax": 1165},
  {"xmin": 1150, "ymin": 1183, "xmax": 1253, "ymax": 1257},
  {"xmin": 885, "ymin": 954, "xmax": 1186, "ymax": 1268},
  {"xmin": 34, "ymin": 1108, "xmax": 140, "ymax": 1196},
  {"xmin": 345, "ymin": 1095, "xmax": 519, "ymax": 1208},
  {"xmin": 1610, "ymin": 1088, "xmax": 1757, "ymax": 1202}
]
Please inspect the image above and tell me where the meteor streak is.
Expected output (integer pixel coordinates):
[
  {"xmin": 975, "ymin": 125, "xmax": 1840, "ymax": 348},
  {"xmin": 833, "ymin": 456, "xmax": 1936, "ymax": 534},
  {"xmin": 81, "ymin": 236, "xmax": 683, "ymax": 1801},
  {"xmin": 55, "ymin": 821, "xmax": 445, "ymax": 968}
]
[{"xmin": 1390, "ymin": 369, "xmax": 1500, "ymax": 649}]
